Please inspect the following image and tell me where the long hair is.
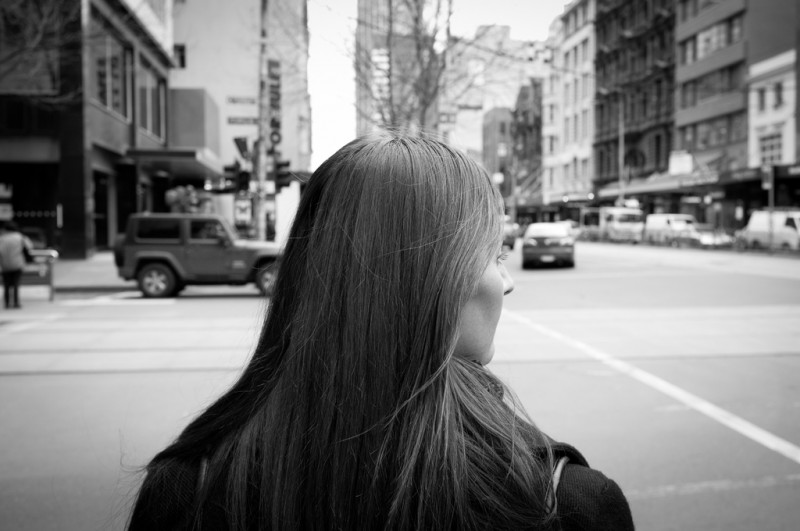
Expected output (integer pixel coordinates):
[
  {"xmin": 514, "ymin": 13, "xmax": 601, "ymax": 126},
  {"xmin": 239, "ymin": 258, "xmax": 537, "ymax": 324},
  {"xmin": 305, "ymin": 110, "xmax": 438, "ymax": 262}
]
[{"xmin": 129, "ymin": 133, "xmax": 556, "ymax": 530}]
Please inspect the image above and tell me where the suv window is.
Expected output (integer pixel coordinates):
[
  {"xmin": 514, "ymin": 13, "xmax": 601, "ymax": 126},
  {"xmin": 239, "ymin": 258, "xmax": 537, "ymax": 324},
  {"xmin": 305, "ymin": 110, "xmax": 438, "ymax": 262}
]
[
  {"xmin": 136, "ymin": 218, "xmax": 181, "ymax": 241},
  {"xmin": 189, "ymin": 220, "xmax": 226, "ymax": 241},
  {"xmin": 786, "ymin": 217, "xmax": 798, "ymax": 231}
]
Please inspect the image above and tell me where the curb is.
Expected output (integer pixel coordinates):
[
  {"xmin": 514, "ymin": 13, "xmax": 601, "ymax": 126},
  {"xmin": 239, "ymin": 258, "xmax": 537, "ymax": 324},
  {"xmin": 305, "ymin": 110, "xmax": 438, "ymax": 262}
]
[{"xmin": 54, "ymin": 285, "xmax": 137, "ymax": 294}]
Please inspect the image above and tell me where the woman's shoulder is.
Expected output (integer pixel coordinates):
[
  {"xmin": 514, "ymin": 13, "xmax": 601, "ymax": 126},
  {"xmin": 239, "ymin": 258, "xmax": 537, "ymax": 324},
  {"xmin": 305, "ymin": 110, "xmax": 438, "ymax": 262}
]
[{"xmin": 556, "ymin": 463, "xmax": 635, "ymax": 530}]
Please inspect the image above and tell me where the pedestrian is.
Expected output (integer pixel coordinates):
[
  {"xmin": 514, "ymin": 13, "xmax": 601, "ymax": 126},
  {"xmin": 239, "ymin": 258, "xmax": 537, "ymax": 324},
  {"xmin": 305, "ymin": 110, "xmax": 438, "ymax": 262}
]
[
  {"xmin": 128, "ymin": 133, "xmax": 635, "ymax": 530},
  {"xmin": 0, "ymin": 220, "xmax": 33, "ymax": 310}
]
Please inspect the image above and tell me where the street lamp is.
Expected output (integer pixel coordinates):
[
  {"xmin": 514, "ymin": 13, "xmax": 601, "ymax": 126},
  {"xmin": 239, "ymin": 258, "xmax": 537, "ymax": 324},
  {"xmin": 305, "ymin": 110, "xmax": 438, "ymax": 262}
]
[{"xmin": 598, "ymin": 87, "xmax": 626, "ymax": 205}]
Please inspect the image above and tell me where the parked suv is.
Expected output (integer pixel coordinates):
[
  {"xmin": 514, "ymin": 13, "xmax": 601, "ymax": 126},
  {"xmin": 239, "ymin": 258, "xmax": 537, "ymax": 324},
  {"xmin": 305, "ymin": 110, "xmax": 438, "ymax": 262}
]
[{"xmin": 114, "ymin": 213, "xmax": 282, "ymax": 297}]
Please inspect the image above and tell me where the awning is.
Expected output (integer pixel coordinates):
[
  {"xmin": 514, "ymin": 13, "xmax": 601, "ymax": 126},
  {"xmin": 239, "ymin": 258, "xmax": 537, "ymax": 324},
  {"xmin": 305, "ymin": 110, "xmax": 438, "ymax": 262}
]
[
  {"xmin": 597, "ymin": 171, "xmax": 719, "ymax": 198},
  {"xmin": 126, "ymin": 147, "xmax": 223, "ymax": 181}
]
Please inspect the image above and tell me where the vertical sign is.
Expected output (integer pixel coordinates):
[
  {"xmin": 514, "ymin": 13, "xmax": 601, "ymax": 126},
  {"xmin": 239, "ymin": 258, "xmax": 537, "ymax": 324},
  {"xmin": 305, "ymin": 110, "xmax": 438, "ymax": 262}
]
[{"xmin": 268, "ymin": 60, "xmax": 281, "ymax": 156}]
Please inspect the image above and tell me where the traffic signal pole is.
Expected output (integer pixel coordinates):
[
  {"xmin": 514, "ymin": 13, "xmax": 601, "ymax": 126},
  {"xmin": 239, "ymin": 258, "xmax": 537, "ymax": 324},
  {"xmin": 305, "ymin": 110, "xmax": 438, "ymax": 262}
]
[{"xmin": 254, "ymin": 0, "xmax": 273, "ymax": 241}]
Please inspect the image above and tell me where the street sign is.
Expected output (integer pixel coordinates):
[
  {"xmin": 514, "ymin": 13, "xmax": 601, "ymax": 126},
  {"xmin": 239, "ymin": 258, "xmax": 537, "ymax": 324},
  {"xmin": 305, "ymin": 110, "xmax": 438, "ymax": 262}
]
[{"xmin": 761, "ymin": 165, "xmax": 773, "ymax": 190}]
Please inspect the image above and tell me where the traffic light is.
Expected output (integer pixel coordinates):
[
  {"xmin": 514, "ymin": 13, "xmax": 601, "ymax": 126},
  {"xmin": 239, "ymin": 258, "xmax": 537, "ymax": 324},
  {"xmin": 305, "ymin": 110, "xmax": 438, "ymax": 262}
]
[
  {"xmin": 236, "ymin": 170, "xmax": 251, "ymax": 192},
  {"xmin": 274, "ymin": 160, "xmax": 292, "ymax": 191}
]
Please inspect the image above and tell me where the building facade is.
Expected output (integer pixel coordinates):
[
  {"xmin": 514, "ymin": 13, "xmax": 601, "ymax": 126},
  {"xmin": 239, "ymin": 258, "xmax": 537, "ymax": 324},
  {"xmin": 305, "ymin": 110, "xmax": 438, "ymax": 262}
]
[
  {"xmin": 545, "ymin": 0, "xmax": 596, "ymax": 221},
  {"xmin": 0, "ymin": 0, "xmax": 183, "ymax": 257},
  {"xmin": 509, "ymin": 78, "xmax": 544, "ymax": 225},
  {"xmin": 171, "ymin": 0, "xmax": 312, "ymax": 242},
  {"xmin": 593, "ymin": 0, "xmax": 675, "ymax": 203},
  {"xmin": 440, "ymin": 25, "xmax": 547, "ymax": 164}
]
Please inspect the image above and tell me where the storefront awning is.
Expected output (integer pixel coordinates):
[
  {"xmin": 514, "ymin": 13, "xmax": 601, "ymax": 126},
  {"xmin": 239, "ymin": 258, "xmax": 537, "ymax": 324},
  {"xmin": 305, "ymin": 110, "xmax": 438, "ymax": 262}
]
[
  {"xmin": 126, "ymin": 147, "xmax": 223, "ymax": 180},
  {"xmin": 598, "ymin": 171, "xmax": 719, "ymax": 198}
]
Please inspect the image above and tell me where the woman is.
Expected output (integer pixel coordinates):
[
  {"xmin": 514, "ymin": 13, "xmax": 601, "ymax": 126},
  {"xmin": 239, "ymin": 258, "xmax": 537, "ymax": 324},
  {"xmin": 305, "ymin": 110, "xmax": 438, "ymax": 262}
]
[
  {"xmin": 0, "ymin": 220, "xmax": 33, "ymax": 309},
  {"xmin": 129, "ymin": 133, "xmax": 634, "ymax": 530}
]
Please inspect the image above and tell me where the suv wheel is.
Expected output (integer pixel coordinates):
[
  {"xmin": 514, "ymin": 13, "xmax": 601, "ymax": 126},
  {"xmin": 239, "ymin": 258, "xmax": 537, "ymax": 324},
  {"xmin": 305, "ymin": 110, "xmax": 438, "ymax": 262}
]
[
  {"xmin": 256, "ymin": 263, "xmax": 276, "ymax": 296},
  {"xmin": 138, "ymin": 263, "xmax": 177, "ymax": 298}
]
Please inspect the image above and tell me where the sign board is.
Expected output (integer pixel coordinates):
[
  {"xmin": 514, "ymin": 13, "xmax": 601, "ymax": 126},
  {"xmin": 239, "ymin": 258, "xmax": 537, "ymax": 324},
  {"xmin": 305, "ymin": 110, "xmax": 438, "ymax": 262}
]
[
  {"xmin": 228, "ymin": 116, "xmax": 258, "ymax": 125},
  {"xmin": 234, "ymin": 199, "xmax": 252, "ymax": 224},
  {"xmin": 761, "ymin": 164, "xmax": 773, "ymax": 190},
  {"xmin": 668, "ymin": 150, "xmax": 694, "ymax": 176},
  {"xmin": 227, "ymin": 96, "xmax": 257, "ymax": 105},
  {"xmin": 267, "ymin": 60, "xmax": 282, "ymax": 155}
]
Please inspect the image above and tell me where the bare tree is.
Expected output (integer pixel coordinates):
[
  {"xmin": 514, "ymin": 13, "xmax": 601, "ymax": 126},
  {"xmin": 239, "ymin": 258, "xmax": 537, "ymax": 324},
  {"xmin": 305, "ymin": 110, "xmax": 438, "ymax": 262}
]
[
  {"xmin": 0, "ymin": 0, "xmax": 84, "ymax": 107},
  {"xmin": 354, "ymin": 0, "xmax": 537, "ymax": 135}
]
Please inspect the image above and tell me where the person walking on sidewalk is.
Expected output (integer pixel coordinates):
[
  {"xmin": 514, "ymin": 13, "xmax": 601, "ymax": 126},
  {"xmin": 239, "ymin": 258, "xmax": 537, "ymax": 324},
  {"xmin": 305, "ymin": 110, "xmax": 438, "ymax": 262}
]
[
  {"xmin": 128, "ymin": 133, "xmax": 635, "ymax": 530},
  {"xmin": 0, "ymin": 220, "xmax": 33, "ymax": 309}
]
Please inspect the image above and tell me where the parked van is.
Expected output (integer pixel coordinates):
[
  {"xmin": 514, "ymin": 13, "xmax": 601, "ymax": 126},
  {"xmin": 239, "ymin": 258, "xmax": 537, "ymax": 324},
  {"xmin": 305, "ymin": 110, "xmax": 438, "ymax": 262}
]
[
  {"xmin": 643, "ymin": 213, "xmax": 697, "ymax": 245},
  {"xmin": 599, "ymin": 206, "xmax": 644, "ymax": 243},
  {"xmin": 736, "ymin": 210, "xmax": 800, "ymax": 250}
]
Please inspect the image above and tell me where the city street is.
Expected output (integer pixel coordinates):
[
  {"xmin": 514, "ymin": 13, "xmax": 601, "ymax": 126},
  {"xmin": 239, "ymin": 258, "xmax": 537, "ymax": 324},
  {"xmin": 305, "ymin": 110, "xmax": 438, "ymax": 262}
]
[{"xmin": 1, "ymin": 243, "xmax": 799, "ymax": 530}]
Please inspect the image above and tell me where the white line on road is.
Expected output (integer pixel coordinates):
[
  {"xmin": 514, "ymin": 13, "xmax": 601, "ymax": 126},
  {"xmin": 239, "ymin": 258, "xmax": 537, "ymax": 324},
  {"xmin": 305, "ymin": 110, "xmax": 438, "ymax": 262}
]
[
  {"xmin": 624, "ymin": 473, "xmax": 800, "ymax": 500},
  {"xmin": 503, "ymin": 309, "xmax": 800, "ymax": 466},
  {"xmin": 0, "ymin": 314, "xmax": 64, "ymax": 338}
]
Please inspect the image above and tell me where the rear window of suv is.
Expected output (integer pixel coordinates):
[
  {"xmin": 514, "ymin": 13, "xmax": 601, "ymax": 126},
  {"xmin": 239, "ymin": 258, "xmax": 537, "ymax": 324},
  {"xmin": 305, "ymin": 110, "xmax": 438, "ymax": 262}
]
[{"xmin": 136, "ymin": 218, "xmax": 181, "ymax": 241}]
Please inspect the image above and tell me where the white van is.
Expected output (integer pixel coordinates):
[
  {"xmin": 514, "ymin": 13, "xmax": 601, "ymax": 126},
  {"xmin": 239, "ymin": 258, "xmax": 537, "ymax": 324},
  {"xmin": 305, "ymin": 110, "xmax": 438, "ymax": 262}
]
[
  {"xmin": 737, "ymin": 210, "xmax": 800, "ymax": 250},
  {"xmin": 643, "ymin": 213, "xmax": 698, "ymax": 245},
  {"xmin": 599, "ymin": 207, "xmax": 644, "ymax": 243}
]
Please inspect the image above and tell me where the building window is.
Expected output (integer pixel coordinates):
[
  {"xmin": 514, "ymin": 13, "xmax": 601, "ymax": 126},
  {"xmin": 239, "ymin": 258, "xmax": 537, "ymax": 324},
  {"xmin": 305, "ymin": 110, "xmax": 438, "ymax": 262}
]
[
  {"xmin": 774, "ymin": 82, "xmax": 784, "ymax": 108},
  {"xmin": 139, "ymin": 61, "xmax": 165, "ymax": 138},
  {"xmin": 173, "ymin": 44, "xmax": 186, "ymax": 68},
  {"xmin": 757, "ymin": 87, "xmax": 766, "ymax": 111},
  {"xmin": 89, "ymin": 14, "xmax": 130, "ymax": 118},
  {"xmin": 499, "ymin": 122, "xmax": 506, "ymax": 135},
  {"xmin": 582, "ymin": 109, "xmax": 588, "ymax": 139},
  {"xmin": 759, "ymin": 133, "xmax": 782, "ymax": 165}
]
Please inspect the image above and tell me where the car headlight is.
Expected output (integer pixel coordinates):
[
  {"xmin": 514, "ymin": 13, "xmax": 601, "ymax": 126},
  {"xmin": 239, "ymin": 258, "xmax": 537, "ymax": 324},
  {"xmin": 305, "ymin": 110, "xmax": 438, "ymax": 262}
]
[
  {"xmin": 560, "ymin": 237, "xmax": 574, "ymax": 246},
  {"xmin": 524, "ymin": 239, "xmax": 538, "ymax": 246}
]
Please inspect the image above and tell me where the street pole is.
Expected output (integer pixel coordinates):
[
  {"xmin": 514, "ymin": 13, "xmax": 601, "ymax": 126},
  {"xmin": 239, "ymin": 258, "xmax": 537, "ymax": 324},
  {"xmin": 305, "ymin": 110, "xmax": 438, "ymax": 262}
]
[
  {"xmin": 617, "ymin": 91, "xmax": 625, "ymax": 205},
  {"xmin": 254, "ymin": 0, "xmax": 272, "ymax": 241},
  {"xmin": 768, "ymin": 165, "xmax": 775, "ymax": 251}
]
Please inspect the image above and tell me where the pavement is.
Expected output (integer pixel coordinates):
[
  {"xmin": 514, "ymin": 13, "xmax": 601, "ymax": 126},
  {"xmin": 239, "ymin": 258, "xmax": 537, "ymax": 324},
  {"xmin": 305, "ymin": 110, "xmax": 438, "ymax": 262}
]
[{"xmin": 51, "ymin": 251, "xmax": 136, "ymax": 293}]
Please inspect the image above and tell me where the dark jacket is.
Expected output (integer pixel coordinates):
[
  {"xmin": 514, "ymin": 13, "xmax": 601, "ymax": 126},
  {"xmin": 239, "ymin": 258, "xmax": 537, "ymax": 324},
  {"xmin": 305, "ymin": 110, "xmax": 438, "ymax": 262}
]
[
  {"xmin": 550, "ymin": 442, "xmax": 635, "ymax": 530},
  {"xmin": 129, "ymin": 442, "xmax": 634, "ymax": 530}
]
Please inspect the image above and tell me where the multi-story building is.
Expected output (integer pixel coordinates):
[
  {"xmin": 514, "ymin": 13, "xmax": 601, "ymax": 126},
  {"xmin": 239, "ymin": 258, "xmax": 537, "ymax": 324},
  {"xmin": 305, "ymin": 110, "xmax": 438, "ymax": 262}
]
[
  {"xmin": 355, "ymin": 0, "xmax": 431, "ymax": 135},
  {"xmin": 0, "ymin": 0, "xmax": 187, "ymax": 257},
  {"xmin": 593, "ymin": 0, "xmax": 675, "ymax": 206},
  {"xmin": 440, "ymin": 25, "xmax": 547, "ymax": 164},
  {"xmin": 544, "ymin": 0, "xmax": 596, "ymax": 221},
  {"xmin": 171, "ymin": 0, "xmax": 312, "ymax": 242},
  {"xmin": 748, "ymin": 50, "xmax": 796, "ymax": 170},
  {"xmin": 482, "ymin": 107, "xmax": 513, "ymax": 188},
  {"xmin": 670, "ymin": 0, "xmax": 796, "ymax": 227},
  {"xmin": 510, "ymin": 78, "xmax": 544, "ymax": 225},
  {"xmin": 541, "ymin": 18, "xmax": 564, "ymax": 221}
]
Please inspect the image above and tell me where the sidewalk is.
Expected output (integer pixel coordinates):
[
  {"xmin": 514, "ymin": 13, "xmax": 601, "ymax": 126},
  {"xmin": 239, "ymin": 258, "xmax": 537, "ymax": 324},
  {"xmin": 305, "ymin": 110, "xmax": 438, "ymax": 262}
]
[{"xmin": 52, "ymin": 251, "xmax": 136, "ymax": 292}]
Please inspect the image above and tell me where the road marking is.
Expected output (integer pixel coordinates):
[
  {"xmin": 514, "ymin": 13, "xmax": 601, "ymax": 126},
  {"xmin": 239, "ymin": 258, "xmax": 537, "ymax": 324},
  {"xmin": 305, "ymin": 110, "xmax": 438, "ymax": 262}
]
[
  {"xmin": 625, "ymin": 473, "xmax": 800, "ymax": 500},
  {"xmin": 503, "ymin": 309, "xmax": 800, "ymax": 466},
  {"xmin": 0, "ymin": 314, "xmax": 64, "ymax": 338}
]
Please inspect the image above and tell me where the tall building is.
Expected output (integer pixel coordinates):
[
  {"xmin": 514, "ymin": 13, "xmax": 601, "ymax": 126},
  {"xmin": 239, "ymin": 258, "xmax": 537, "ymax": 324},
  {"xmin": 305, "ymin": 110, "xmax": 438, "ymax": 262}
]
[
  {"xmin": 509, "ymin": 78, "xmax": 544, "ymax": 225},
  {"xmin": 541, "ymin": 18, "xmax": 564, "ymax": 221},
  {"xmin": 593, "ymin": 0, "xmax": 675, "ymax": 204},
  {"xmin": 543, "ymin": 0, "xmax": 596, "ymax": 221},
  {"xmin": 0, "ymin": 0, "xmax": 183, "ymax": 257},
  {"xmin": 172, "ymin": 0, "xmax": 312, "ymax": 242},
  {"xmin": 671, "ymin": 0, "xmax": 796, "ymax": 227},
  {"xmin": 355, "ymin": 0, "xmax": 431, "ymax": 135},
  {"xmin": 172, "ymin": 0, "xmax": 311, "ymax": 174},
  {"xmin": 440, "ymin": 25, "xmax": 547, "ymax": 163}
]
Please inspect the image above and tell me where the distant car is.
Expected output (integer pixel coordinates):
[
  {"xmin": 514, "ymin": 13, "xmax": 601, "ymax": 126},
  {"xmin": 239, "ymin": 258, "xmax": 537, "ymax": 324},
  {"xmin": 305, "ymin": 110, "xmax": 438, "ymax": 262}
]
[
  {"xmin": 503, "ymin": 219, "xmax": 520, "ymax": 249},
  {"xmin": 673, "ymin": 224, "xmax": 734, "ymax": 249},
  {"xmin": 521, "ymin": 222, "xmax": 575, "ymax": 269}
]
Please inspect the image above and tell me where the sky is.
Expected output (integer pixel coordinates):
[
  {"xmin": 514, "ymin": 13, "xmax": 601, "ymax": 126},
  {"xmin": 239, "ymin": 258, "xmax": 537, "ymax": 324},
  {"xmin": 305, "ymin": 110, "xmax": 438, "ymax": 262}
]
[{"xmin": 306, "ymin": 0, "xmax": 571, "ymax": 168}]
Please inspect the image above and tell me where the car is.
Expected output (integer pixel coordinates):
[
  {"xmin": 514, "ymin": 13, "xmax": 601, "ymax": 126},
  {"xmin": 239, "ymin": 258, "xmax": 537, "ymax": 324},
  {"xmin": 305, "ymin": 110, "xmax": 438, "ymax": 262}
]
[
  {"xmin": 114, "ymin": 213, "xmax": 282, "ymax": 297},
  {"xmin": 503, "ymin": 218, "xmax": 520, "ymax": 249},
  {"xmin": 673, "ymin": 224, "xmax": 734, "ymax": 249},
  {"xmin": 643, "ymin": 213, "xmax": 698, "ymax": 246},
  {"xmin": 521, "ymin": 222, "xmax": 575, "ymax": 269}
]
